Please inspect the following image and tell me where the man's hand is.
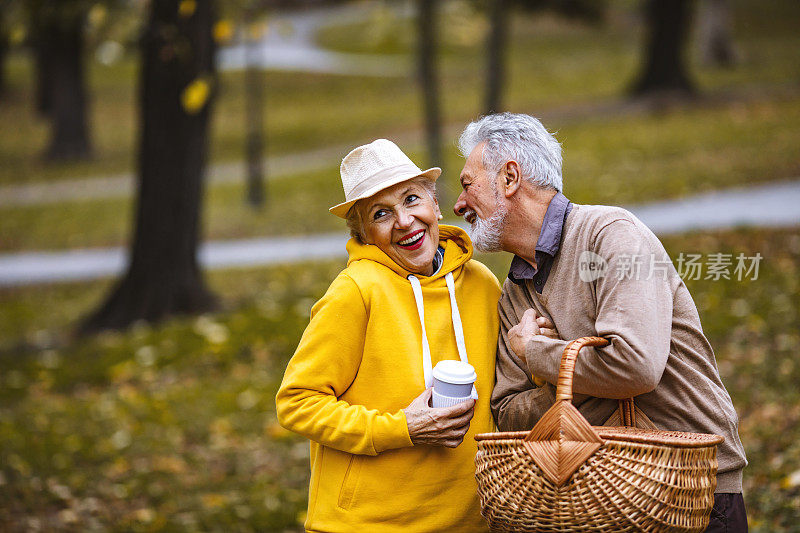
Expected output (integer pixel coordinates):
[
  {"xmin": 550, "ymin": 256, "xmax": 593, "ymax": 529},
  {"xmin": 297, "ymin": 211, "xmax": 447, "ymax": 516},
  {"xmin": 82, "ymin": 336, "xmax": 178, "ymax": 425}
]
[
  {"xmin": 508, "ymin": 309, "xmax": 560, "ymax": 358},
  {"xmin": 536, "ymin": 315, "xmax": 559, "ymax": 339},
  {"xmin": 508, "ymin": 309, "xmax": 541, "ymax": 358},
  {"xmin": 509, "ymin": 309, "xmax": 560, "ymax": 387}
]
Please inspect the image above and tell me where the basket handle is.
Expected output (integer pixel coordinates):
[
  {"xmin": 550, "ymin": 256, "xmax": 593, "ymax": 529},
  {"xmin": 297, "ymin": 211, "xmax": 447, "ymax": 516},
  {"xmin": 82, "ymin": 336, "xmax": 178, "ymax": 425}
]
[
  {"xmin": 555, "ymin": 336, "xmax": 610, "ymax": 401},
  {"xmin": 553, "ymin": 336, "xmax": 638, "ymax": 428},
  {"xmin": 521, "ymin": 336, "xmax": 610, "ymax": 485}
]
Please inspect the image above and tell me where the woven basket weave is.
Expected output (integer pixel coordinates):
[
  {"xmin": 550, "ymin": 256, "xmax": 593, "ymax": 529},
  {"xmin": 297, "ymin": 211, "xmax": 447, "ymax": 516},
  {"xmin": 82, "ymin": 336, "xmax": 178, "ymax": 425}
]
[{"xmin": 475, "ymin": 337, "xmax": 723, "ymax": 532}]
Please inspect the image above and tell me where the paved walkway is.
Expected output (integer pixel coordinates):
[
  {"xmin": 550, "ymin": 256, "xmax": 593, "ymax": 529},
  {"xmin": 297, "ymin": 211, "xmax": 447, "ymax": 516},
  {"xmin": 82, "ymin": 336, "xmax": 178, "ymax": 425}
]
[
  {"xmin": 4, "ymin": 86, "xmax": 788, "ymax": 208},
  {"xmin": 0, "ymin": 233, "xmax": 351, "ymax": 287},
  {"xmin": 1, "ymin": 180, "xmax": 798, "ymax": 287},
  {"xmin": 0, "ymin": 144, "xmax": 354, "ymax": 208},
  {"xmin": 217, "ymin": 4, "xmax": 409, "ymax": 76},
  {"xmin": 625, "ymin": 180, "xmax": 800, "ymax": 234}
]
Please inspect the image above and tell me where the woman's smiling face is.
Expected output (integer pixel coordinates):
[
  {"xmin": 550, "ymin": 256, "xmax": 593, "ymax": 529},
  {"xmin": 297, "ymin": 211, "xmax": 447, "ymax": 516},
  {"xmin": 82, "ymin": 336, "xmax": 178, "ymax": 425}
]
[{"xmin": 357, "ymin": 179, "xmax": 441, "ymax": 276}]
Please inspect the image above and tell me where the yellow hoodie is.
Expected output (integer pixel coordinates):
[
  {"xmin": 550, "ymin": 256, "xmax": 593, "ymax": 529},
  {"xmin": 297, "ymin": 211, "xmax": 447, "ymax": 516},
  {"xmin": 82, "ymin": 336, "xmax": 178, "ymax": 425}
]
[{"xmin": 276, "ymin": 225, "xmax": 500, "ymax": 533}]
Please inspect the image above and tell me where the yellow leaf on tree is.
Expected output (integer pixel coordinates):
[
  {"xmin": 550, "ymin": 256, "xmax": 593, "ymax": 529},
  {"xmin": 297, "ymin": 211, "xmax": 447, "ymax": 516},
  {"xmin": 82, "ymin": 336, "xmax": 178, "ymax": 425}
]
[
  {"xmin": 88, "ymin": 4, "xmax": 108, "ymax": 28},
  {"xmin": 178, "ymin": 0, "xmax": 197, "ymax": 17},
  {"xmin": 181, "ymin": 78, "xmax": 211, "ymax": 114},
  {"xmin": 10, "ymin": 26, "xmax": 27, "ymax": 46},
  {"xmin": 248, "ymin": 21, "xmax": 269, "ymax": 41},
  {"xmin": 213, "ymin": 20, "xmax": 234, "ymax": 44}
]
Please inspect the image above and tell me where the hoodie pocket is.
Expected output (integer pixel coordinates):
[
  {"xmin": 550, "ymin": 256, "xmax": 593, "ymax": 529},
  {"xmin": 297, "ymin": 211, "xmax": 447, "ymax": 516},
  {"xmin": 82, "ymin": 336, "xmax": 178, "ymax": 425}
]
[{"xmin": 337, "ymin": 455, "xmax": 362, "ymax": 510}]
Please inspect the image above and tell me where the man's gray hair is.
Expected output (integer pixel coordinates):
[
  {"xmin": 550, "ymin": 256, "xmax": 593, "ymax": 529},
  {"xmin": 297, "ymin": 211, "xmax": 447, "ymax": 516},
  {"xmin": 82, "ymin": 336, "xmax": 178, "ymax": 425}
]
[{"xmin": 458, "ymin": 112, "xmax": 563, "ymax": 192}]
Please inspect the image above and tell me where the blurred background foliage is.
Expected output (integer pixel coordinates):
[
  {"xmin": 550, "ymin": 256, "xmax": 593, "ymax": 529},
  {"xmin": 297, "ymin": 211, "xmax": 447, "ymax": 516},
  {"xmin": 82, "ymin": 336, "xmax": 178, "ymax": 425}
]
[{"xmin": 0, "ymin": 0, "xmax": 799, "ymax": 530}]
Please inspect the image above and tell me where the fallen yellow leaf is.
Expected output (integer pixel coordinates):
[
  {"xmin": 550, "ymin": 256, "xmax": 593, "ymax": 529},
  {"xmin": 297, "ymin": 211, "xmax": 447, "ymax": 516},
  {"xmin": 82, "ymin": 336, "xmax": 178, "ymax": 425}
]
[
  {"xmin": 152, "ymin": 455, "xmax": 187, "ymax": 474},
  {"xmin": 265, "ymin": 420, "xmax": 293, "ymax": 439},
  {"xmin": 201, "ymin": 493, "xmax": 228, "ymax": 509},
  {"xmin": 781, "ymin": 469, "xmax": 800, "ymax": 489}
]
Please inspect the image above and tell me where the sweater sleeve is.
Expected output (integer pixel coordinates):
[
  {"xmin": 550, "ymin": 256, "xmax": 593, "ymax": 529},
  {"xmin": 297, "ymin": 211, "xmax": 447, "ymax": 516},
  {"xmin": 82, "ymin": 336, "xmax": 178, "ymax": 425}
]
[
  {"xmin": 526, "ymin": 220, "xmax": 674, "ymax": 399},
  {"xmin": 491, "ymin": 290, "xmax": 557, "ymax": 431},
  {"xmin": 275, "ymin": 273, "xmax": 413, "ymax": 455}
]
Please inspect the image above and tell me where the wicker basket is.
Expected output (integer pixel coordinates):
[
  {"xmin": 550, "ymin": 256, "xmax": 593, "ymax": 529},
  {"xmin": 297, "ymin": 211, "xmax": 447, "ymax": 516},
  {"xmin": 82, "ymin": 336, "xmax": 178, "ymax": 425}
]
[{"xmin": 475, "ymin": 337, "xmax": 724, "ymax": 532}]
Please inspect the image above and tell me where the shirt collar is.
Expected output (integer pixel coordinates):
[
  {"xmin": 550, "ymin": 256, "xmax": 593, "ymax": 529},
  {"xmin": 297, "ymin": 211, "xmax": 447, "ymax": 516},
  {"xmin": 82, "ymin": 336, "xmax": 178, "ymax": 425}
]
[
  {"xmin": 535, "ymin": 192, "xmax": 571, "ymax": 256},
  {"xmin": 508, "ymin": 192, "xmax": 571, "ymax": 282}
]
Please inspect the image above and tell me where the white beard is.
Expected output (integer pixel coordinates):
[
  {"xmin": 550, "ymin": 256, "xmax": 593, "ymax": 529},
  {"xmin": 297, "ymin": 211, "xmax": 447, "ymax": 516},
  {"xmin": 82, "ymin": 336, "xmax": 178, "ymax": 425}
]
[
  {"xmin": 469, "ymin": 204, "xmax": 507, "ymax": 252},
  {"xmin": 464, "ymin": 176, "xmax": 508, "ymax": 252}
]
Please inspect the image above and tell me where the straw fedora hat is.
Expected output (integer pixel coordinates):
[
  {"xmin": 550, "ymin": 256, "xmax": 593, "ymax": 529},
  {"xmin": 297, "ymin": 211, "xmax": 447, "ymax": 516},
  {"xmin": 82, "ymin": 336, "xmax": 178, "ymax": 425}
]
[{"xmin": 329, "ymin": 139, "xmax": 441, "ymax": 218}]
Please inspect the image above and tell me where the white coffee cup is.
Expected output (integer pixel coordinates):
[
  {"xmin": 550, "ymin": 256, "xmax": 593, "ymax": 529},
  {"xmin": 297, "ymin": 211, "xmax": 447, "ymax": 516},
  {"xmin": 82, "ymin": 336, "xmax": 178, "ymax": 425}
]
[{"xmin": 431, "ymin": 360, "xmax": 477, "ymax": 408}]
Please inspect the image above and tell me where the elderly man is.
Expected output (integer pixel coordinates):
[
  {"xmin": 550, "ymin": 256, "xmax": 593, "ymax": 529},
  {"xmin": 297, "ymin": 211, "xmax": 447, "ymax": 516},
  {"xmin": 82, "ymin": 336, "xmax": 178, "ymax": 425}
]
[{"xmin": 453, "ymin": 113, "xmax": 748, "ymax": 532}]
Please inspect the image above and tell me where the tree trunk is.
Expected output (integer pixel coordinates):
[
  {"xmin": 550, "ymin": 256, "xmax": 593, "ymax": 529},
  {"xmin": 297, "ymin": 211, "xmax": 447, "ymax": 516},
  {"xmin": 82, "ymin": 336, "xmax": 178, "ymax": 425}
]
[
  {"xmin": 630, "ymin": 0, "xmax": 696, "ymax": 97},
  {"xmin": 245, "ymin": 15, "xmax": 266, "ymax": 207},
  {"xmin": 417, "ymin": 0, "xmax": 445, "ymax": 203},
  {"xmin": 33, "ymin": 37, "xmax": 54, "ymax": 116},
  {"xmin": 42, "ymin": 9, "xmax": 92, "ymax": 161},
  {"xmin": 485, "ymin": 0, "xmax": 508, "ymax": 114},
  {"xmin": 80, "ymin": 0, "xmax": 218, "ymax": 334},
  {"xmin": 698, "ymin": 0, "xmax": 736, "ymax": 67},
  {"xmin": 0, "ymin": 13, "xmax": 7, "ymax": 96}
]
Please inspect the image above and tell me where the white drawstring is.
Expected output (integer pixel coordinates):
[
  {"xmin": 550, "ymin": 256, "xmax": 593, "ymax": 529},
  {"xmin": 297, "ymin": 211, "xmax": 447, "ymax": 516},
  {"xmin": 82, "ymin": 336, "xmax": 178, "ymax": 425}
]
[
  {"xmin": 445, "ymin": 273, "xmax": 468, "ymax": 364},
  {"xmin": 408, "ymin": 272, "xmax": 478, "ymax": 399},
  {"xmin": 407, "ymin": 274, "xmax": 433, "ymax": 389}
]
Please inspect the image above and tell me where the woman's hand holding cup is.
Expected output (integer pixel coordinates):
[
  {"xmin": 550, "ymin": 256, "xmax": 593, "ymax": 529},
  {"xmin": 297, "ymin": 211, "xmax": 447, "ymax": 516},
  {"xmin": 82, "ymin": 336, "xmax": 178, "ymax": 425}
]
[{"xmin": 403, "ymin": 388, "xmax": 474, "ymax": 448}]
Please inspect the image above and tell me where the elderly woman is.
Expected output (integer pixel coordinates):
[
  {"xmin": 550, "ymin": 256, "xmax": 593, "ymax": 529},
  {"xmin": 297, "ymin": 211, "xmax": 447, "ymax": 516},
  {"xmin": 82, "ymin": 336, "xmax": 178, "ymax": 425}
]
[{"xmin": 276, "ymin": 139, "xmax": 500, "ymax": 532}]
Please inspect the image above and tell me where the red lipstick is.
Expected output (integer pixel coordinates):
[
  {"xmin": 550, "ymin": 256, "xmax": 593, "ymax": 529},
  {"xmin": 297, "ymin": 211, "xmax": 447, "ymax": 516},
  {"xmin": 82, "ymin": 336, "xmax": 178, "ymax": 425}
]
[{"xmin": 397, "ymin": 229, "xmax": 425, "ymax": 250}]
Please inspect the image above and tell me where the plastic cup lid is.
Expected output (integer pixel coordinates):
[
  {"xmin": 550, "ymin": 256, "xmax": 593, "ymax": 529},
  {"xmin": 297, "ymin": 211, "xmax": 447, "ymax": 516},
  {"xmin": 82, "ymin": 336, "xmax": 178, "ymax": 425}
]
[{"xmin": 432, "ymin": 360, "xmax": 477, "ymax": 385}]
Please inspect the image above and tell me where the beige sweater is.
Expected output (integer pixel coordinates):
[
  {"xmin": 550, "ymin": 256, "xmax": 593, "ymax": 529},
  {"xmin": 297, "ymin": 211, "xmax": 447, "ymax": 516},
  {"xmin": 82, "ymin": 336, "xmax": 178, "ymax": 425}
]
[{"xmin": 491, "ymin": 203, "xmax": 747, "ymax": 493}]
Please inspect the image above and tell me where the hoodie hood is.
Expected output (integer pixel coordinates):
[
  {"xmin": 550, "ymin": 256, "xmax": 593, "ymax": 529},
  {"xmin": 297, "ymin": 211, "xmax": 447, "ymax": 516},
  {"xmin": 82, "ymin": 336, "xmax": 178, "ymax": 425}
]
[{"xmin": 346, "ymin": 224, "xmax": 473, "ymax": 280}]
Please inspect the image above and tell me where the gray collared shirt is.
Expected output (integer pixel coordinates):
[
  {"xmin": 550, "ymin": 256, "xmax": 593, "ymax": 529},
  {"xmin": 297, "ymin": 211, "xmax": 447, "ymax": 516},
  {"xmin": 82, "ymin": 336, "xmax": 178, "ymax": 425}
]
[{"xmin": 508, "ymin": 192, "xmax": 572, "ymax": 294}]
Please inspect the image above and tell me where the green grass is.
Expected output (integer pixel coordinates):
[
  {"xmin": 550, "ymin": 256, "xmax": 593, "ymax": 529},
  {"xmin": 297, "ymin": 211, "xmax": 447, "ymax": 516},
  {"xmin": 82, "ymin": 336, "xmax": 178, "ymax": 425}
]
[
  {"xmin": 559, "ymin": 96, "xmax": 800, "ymax": 203},
  {"xmin": 0, "ymin": 56, "xmax": 422, "ymax": 187},
  {"xmin": 659, "ymin": 229, "xmax": 800, "ymax": 532},
  {"xmin": 0, "ymin": 227, "xmax": 799, "ymax": 530},
  {"xmin": 1, "ymin": 0, "xmax": 798, "ymax": 188},
  {"xmin": 317, "ymin": 0, "xmax": 800, "ymax": 93},
  {"xmin": 1, "ymin": 0, "xmax": 797, "ymax": 254},
  {"xmin": 0, "ymin": 165, "xmax": 346, "ymax": 252},
  {"xmin": 2, "ymin": 95, "xmax": 798, "ymax": 253},
  {"xmin": 0, "ymin": 262, "xmax": 343, "ymax": 532},
  {"xmin": 1, "ymin": 2, "xmax": 798, "ymax": 529}
]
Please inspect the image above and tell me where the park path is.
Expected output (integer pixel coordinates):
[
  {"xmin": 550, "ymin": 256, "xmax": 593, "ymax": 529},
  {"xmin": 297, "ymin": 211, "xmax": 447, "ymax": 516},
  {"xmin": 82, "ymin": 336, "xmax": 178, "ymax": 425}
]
[
  {"xmin": 217, "ymin": 4, "xmax": 409, "ymax": 76},
  {"xmin": 1, "ymin": 179, "xmax": 798, "ymax": 287},
  {"xmin": 0, "ymin": 87, "xmax": 784, "ymax": 208},
  {"xmin": 0, "ymin": 143, "xmax": 353, "ymax": 208},
  {"xmin": 0, "ymin": 3, "xmax": 409, "ymax": 209},
  {"xmin": 3, "ymin": 0, "xmax": 794, "ymax": 210},
  {"xmin": 0, "ymin": 95, "xmax": 663, "ymax": 208},
  {"xmin": 2, "ymin": 5, "xmax": 798, "ymax": 286}
]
